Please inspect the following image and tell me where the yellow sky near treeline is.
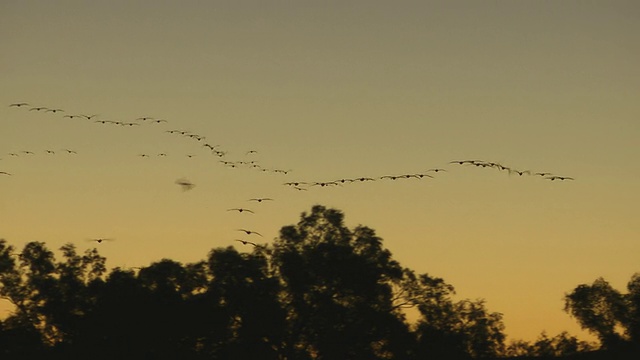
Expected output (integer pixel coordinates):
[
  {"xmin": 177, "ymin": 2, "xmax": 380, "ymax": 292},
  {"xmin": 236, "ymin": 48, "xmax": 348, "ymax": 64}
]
[{"xmin": 1, "ymin": 1, "xmax": 639, "ymax": 343}]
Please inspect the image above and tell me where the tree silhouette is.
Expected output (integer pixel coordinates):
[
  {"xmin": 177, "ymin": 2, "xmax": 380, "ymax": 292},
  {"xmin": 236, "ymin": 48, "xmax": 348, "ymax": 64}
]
[
  {"xmin": 5, "ymin": 209, "xmax": 635, "ymax": 358},
  {"xmin": 272, "ymin": 205, "xmax": 413, "ymax": 359},
  {"xmin": 564, "ymin": 277, "xmax": 627, "ymax": 348},
  {"xmin": 204, "ymin": 247, "xmax": 285, "ymax": 359},
  {"xmin": 564, "ymin": 273, "xmax": 640, "ymax": 353},
  {"xmin": 505, "ymin": 331, "xmax": 596, "ymax": 357}
]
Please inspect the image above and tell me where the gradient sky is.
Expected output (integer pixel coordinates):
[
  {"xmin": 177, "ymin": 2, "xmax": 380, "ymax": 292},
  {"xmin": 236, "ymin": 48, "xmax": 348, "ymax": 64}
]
[{"xmin": 1, "ymin": 0, "xmax": 639, "ymax": 343}]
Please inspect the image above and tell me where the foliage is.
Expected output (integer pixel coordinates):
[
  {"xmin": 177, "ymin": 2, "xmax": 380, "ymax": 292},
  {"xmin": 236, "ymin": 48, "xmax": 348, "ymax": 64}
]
[
  {"xmin": 1, "ymin": 206, "xmax": 636, "ymax": 358},
  {"xmin": 564, "ymin": 274, "xmax": 640, "ymax": 349}
]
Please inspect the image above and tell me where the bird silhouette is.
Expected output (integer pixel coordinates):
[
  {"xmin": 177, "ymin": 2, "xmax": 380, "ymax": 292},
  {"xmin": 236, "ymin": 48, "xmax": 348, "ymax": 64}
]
[
  {"xmin": 227, "ymin": 208, "xmax": 255, "ymax": 213},
  {"xmin": 234, "ymin": 239, "xmax": 258, "ymax": 247},
  {"xmin": 45, "ymin": 108, "xmax": 64, "ymax": 113},
  {"xmin": 0, "ymin": 172, "xmax": 11, "ymax": 176},
  {"xmin": 29, "ymin": 107, "xmax": 48, "ymax": 111},
  {"xmin": 408, "ymin": 173, "xmax": 434, "ymax": 179},
  {"xmin": 9, "ymin": 103, "xmax": 29, "ymax": 107},
  {"xmin": 86, "ymin": 238, "xmax": 114, "ymax": 244},
  {"xmin": 62, "ymin": 149, "xmax": 77, "ymax": 154},
  {"xmin": 545, "ymin": 176, "xmax": 574, "ymax": 181},
  {"xmin": 449, "ymin": 160, "xmax": 477, "ymax": 165},
  {"xmin": 175, "ymin": 178, "xmax": 195, "ymax": 191},
  {"xmin": 236, "ymin": 229, "xmax": 263, "ymax": 236},
  {"xmin": 284, "ymin": 181, "xmax": 307, "ymax": 187},
  {"xmin": 249, "ymin": 198, "xmax": 273, "ymax": 203},
  {"xmin": 510, "ymin": 169, "xmax": 531, "ymax": 176}
]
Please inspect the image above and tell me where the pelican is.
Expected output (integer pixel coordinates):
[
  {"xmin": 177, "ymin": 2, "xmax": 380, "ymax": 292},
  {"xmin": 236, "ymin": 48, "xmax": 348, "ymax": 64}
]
[
  {"xmin": 248, "ymin": 198, "xmax": 273, "ymax": 203},
  {"xmin": 227, "ymin": 208, "xmax": 255, "ymax": 213},
  {"xmin": 234, "ymin": 239, "xmax": 258, "ymax": 247},
  {"xmin": 236, "ymin": 229, "xmax": 263, "ymax": 236},
  {"xmin": 545, "ymin": 176, "xmax": 574, "ymax": 181},
  {"xmin": 86, "ymin": 238, "xmax": 114, "ymax": 244},
  {"xmin": 510, "ymin": 169, "xmax": 531, "ymax": 176}
]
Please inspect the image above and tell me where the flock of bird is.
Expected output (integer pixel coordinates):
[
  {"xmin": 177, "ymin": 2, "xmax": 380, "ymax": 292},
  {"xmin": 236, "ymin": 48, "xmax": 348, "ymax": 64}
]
[{"xmin": 4, "ymin": 101, "xmax": 574, "ymax": 250}]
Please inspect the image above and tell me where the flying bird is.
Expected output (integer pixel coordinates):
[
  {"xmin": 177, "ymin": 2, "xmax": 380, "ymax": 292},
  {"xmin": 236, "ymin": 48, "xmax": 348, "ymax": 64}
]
[
  {"xmin": 81, "ymin": 114, "xmax": 99, "ymax": 120},
  {"xmin": 175, "ymin": 178, "xmax": 195, "ymax": 191},
  {"xmin": 236, "ymin": 229, "xmax": 263, "ymax": 237},
  {"xmin": 545, "ymin": 176, "xmax": 574, "ymax": 181},
  {"xmin": 9, "ymin": 103, "xmax": 29, "ymax": 107},
  {"xmin": 227, "ymin": 208, "xmax": 255, "ymax": 213},
  {"xmin": 234, "ymin": 239, "xmax": 258, "ymax": 247},
  {"xmin": 29, "ymin": 107, "xmax": 48, "ymax": 111},
  {"xmin": 449, "ymin": 160, "xmax": 477, "ymax": 165},
  {"xmin": 45, "ymin": 108, "xmax": 64, "ymax": 113},
  {"xmin": 62, "ymin": 149, "xmax": 77, "ymax": 154},
  {"xmin": 0, "ymin": 172, "xmax": 11, "ymax": 176},
  {"xmin": 408, "ymin": 173, "xmax": 434, "ymax": 179},
  {"xmin": 63, "ymin": 115, "xmax": 83, "ymax": 119},
  {"xmin": 509, "ymin": 169, "xmax": 531, "ymax": 176},
  {"xmin": 249, "ymin": 198, "xmax": 273, "ymax": 203},
  {"xmin": 86, "ymin": 238, "xmax": 114, "ymax": 244}
]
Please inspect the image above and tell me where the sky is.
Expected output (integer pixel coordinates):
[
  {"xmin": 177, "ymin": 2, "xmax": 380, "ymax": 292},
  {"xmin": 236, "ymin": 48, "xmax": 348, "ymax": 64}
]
[{"xmin": 1, "ymin": 0, "xmax": 639, "ymax": 343}]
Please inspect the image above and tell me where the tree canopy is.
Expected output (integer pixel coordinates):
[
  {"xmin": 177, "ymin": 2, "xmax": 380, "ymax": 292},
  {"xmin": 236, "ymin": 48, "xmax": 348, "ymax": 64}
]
[{"xmin": 1, "ymin": 205, "xmax": 638, "ymax": 359}]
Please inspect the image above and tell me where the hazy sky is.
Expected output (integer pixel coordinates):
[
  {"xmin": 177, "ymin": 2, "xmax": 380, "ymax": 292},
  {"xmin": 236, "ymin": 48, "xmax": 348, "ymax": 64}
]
[{"xmin": 1, "ymin": 1, "xmax": 639, "ymax": 342}]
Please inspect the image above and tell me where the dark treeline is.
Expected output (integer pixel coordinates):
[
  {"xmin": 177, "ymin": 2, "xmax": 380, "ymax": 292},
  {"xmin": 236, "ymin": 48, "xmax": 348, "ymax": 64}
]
[{"xmin": 1, "ymin": 205, "xmax": 638, "ymax": 359}]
